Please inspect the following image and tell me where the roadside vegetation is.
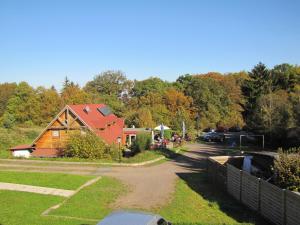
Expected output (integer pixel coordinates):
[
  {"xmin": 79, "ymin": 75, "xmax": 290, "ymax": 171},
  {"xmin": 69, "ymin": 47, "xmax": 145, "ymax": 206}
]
[{"xmin": 273, "ymin": 147, "xmax": 300, "ymax": 192}]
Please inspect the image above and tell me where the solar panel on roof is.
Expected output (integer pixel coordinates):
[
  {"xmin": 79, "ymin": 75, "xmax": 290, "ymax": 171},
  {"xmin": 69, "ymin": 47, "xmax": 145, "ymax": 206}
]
[{"xmin": 97, "ymin": 106, "xmax": 112, "ymax": 116}]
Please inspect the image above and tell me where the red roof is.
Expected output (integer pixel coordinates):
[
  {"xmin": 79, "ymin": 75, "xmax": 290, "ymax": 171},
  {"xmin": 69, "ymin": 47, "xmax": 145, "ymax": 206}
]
[
  {"xmin": 68, "ymin": 104, "xmax": 124, "ymax": 144},
  {"xmin": 10, "ymin": 144, "xmax": 33, "ymax": 151}
]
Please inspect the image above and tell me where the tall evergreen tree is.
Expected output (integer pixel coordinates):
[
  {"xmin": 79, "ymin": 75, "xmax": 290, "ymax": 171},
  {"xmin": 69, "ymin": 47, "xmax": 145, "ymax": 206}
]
[{"xmin": 242, "ymin": 62, "xmax": 272, "ymax": 127}]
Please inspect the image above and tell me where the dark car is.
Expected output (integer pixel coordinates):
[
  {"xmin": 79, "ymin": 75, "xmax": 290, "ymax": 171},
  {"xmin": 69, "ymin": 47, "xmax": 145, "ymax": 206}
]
[
  {"xmin": 228, "ymin": 126, "xmax": 242, "ymax": 132},
  {"xmin": 97, "ymin": 211, "xmax": 171, "ymax": 225},
  {"xmin": 202, "ymin": 132, "xmax": 225, "ymax": 142}
]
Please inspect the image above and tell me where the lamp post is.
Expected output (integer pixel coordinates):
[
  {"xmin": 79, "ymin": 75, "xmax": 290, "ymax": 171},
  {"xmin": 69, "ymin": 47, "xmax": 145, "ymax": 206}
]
[{"xmin": 117, "ymin": 136, "xmax": 122, "ymax": 163}]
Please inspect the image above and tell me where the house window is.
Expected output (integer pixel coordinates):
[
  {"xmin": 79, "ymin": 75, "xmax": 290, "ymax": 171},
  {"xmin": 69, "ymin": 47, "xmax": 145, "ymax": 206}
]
[{"xmin": 52, "ymin": 130, "xmax": 60, "ymax": 138}]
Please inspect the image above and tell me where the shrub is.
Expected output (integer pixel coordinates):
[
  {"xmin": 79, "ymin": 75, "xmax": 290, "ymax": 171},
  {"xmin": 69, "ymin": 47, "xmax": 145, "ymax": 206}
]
[
  {"xmin": 273, "ymin": 147, "xmax": 300, "ymax": 192},
  {"xmin": 163, "ymin": 130, "xmax": 172, "ymax": 140},
  {"xmin": 0, "ymin": 127, "xmax": 41, "ymax": 158},
  {"xmin": 131, "ymin": 132, "xmax": 152, "ymax": 153},
  {"xmin": 65, "ymin": 131, "xmax": 118, "ymax": 160}
]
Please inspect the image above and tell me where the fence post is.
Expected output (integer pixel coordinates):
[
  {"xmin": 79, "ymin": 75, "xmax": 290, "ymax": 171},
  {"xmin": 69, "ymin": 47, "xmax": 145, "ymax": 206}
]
[
  {"xmin": 283, "ymin": 189, "xmax": 286, "ymax": 225},
  {"xmin": 239, "ymin": 170, "xmax": 243, "ymax": 202},
  {"xmin": 258, "ymin": 178, "xmax": 261, "ymax": 213}
]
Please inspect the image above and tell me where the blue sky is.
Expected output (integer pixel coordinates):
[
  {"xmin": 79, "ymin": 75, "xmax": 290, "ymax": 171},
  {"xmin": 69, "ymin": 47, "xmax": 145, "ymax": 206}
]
[{"xmin": 0, "ymin": 0, "xmax": 299, "ymax": 89}]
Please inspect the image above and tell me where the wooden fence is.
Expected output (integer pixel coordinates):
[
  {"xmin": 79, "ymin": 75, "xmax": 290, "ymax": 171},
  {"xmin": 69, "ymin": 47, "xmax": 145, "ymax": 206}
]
[
  {"xmin": 207, "ymin": 157, "xmax": 300, "ymax": 225},
  {"xmin": 226, "ymin": 163, "xmax": 300, "ymax": 225}
]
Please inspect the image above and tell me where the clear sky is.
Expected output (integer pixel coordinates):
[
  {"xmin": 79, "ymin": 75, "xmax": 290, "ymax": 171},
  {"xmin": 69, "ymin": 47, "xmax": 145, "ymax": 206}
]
[{"xmin": 0, "ymin": 0, "xmax": 299, "ymax": 89}]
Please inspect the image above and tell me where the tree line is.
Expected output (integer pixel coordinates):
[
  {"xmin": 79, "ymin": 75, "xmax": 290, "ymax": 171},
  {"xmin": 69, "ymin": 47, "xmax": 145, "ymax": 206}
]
[{"xmin": 0, "ymin": 63, "xmax": 299, "ymax": 147}]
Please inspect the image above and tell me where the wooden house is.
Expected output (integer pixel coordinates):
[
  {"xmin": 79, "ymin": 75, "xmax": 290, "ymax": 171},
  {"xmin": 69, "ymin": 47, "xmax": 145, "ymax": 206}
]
[{"xmin": 10, "ymin": 104, "xmax": 124, "ymax": 158}]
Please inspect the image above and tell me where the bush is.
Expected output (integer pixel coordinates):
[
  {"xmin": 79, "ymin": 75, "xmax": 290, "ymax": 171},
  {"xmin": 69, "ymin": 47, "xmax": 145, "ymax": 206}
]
[
  {"xmin": 131, "ymin": 132, "xmax": 152, "ymax": 153},
  {"xmin": 0, "ymin": 127, "xmax": 42, "ymax": 158},
  {"xmin": 65, "ymin": 131, "xmax": 118, "ymax": 160},
  {"xmin": 163, "ymin": 130, "xmax": 172, "ymax": 140},
  {"xmin": 273, "ymin": 147, "xmax": 300, "ymax": 192}
]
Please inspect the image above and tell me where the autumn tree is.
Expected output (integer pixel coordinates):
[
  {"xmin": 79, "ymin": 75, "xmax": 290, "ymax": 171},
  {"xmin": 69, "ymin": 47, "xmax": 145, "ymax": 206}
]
[
  {"xmin": 36, "ymin": 86, "xmax": 62, "ymax": 125},
  {"xmin": 61, "ymin": 78, "xmax": 91, "ymax": 105},
  {"xmin": 127, "ymin": 107, "xmax": 155, "ymax": 128}
]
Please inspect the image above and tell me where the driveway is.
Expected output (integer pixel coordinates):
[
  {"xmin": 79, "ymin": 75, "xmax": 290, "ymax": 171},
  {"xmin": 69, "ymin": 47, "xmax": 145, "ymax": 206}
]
[
  {"xmin": 0, "ymin": 143, "xmax": 225, "ymax": 209},
  {"xmin": 98, "ymin": 143, "xmax": 226, "ymax": 209}
]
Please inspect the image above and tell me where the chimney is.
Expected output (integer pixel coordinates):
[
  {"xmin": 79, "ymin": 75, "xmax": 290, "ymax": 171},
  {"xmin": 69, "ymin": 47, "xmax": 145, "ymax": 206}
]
[{"xmin": 84, "ymin": 105, "xmax": 90, "ymax": 113}]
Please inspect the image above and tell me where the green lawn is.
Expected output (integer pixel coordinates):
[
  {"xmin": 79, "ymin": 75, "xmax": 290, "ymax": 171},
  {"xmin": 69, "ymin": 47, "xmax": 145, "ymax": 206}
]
[
  {"xmin": 0, "ymin": 176, "xmax": 124, "ymax": 225},
  {"xmin": 158, "ymin": 173, "xmax": 268, "ymax": 225},
  {"xmin": 0, "ymin": 191, "xmax": 87, "ymax": 225},
  {"xmin": 50, "ymin": 177, "xmax": 125, "ymax": 219},
  {"xmin": 0, "ymin": 171, "xmax": 95, "ymax": 190}
]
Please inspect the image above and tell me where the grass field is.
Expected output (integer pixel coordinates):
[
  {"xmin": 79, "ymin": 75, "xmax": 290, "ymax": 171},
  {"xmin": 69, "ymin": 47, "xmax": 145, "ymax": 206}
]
[
  {"xmin": 0, "ymin": 175, "xmax": 124, "ymax": 225},
  {"xmin": 158, "ymin": 172, "xmax": 268, "ymax": 225},
  {"xmin": 50, "ymin": 177, "xmax": 125, "ymax": 219},
  {"xmin": 0, "ymin": 171, "xmax": 94, "ymax": 190}
]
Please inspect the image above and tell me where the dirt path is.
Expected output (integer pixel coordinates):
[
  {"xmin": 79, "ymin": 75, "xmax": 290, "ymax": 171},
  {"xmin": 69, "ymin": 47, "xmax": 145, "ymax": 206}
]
[
  {"xmin": 0, "ymin": 143, "xmax": 224, "ymax": 209},
  {"xmin": 102, "ymin": 143, "xmax": 225, "ymax": 209}
]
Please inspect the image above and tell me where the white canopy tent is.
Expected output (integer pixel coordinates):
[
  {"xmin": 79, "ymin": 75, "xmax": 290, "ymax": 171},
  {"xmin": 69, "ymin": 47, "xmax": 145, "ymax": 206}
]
[
  {"xmin": 154, "ymin": 125, "xmax": 171, "ymax": 130},
  {"xmin": 154, "ymin": 124, "xmax": 170, "ymax": 139}
]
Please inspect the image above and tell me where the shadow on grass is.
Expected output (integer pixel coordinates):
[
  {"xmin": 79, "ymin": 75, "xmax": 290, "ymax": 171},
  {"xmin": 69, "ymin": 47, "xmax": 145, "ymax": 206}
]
[
  {"xmin": 168, "ymin": 143, "xmax": 271, "ymax": 225},
  {"xmin": 176, "ymin": 172, "xmax": 270, "ymax": 225}
]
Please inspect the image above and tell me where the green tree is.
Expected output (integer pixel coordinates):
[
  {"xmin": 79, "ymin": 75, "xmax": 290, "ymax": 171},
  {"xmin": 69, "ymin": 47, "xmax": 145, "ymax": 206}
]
[
  {"xmin": 254, "ymin": 90, "xmax": 294, "ymax": 142},
  {"xmin": 184, "ymin": 76, "xmax": 230, "ymax": 128},
  {"xmin": 0, "ymin": 83, "xmax": 17, "ymax": 117},
  {"xmin": 272, "ymin": 64, "xmax": 300, "ymax": 92},
  {"xmin": 242, "ymin": 63, "xmax": 273, "ymax": 128},
  {"xmin": 84, "ymin": 70, "xmax": 133, "ymax": 97},
  {"xmin": 1, "ymin": 82, "xmax": 40, "ymax": 127},
  {"xmin": 132, "ymin": 77, "xmax": 170, "ymax": 97}
]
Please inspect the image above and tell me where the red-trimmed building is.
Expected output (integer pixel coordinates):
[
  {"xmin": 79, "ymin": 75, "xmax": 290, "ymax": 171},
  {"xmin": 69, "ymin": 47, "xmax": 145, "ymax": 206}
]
[{"xmin": 10, "ymin": 104, "xmax": 125, "ymax": 158}]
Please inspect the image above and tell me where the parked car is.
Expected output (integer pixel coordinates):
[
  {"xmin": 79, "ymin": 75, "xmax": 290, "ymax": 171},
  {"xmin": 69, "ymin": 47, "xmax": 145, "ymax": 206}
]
[
  {"xmin": 97, "ymin": 211, "xmax": 171, "ymax": 225},
  {"xmin": 202, "ymin": 132, "xmax": 225, "ymax": 142},
  {"xmin": 228, "ymin": 126, "xmax": 242, "ymax": 132}
]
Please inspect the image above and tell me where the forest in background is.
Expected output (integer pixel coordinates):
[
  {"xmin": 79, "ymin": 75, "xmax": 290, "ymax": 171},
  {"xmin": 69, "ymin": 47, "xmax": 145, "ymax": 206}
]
[{"xmin": 0, "ymin": 62, "xmax": 299, "ymax": 148}]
